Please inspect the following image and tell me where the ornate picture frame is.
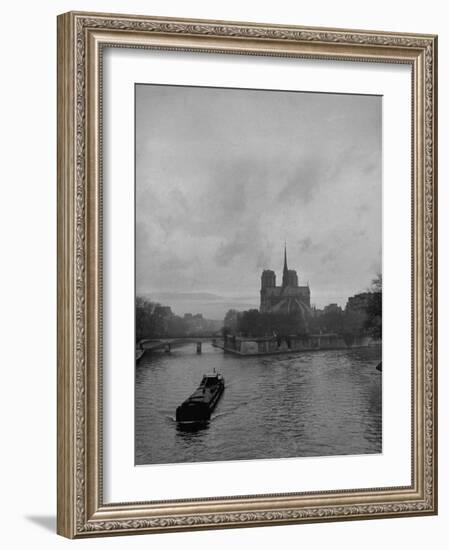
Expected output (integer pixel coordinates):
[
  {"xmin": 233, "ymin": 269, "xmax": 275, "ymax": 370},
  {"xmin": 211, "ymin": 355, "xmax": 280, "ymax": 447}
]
[{"xmin": 57, "ymin": 11, "xmax": 437, "ymax": 538}]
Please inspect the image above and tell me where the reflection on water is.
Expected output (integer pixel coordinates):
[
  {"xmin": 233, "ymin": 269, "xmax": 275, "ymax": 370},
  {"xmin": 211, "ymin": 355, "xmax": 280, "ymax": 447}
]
[
  {"xmin": 135, "ymin": 343, "xmax": 381, "ymax": 465},
  {"xmin": 176, "ymin": 420, "xmax": 209, "ymax": 434}
]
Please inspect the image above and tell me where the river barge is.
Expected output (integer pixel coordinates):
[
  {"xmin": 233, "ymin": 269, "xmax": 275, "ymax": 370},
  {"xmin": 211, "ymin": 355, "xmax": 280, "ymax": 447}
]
[{"xmin": 176, "ymin": 372, "xmax": 225, "ymax": 423}]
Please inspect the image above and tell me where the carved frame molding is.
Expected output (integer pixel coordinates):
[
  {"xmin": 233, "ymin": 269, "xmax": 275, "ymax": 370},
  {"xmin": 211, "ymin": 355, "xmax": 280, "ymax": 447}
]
[{"xmin": 57, "ymin": 11, "xmax": 437, "ymax": 538}]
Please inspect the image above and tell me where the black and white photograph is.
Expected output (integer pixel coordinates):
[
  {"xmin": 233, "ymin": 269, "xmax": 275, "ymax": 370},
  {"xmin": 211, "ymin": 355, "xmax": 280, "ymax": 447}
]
[{"xmin": 135, "ymin": 83, "xmax": 382, "ymax": 466}]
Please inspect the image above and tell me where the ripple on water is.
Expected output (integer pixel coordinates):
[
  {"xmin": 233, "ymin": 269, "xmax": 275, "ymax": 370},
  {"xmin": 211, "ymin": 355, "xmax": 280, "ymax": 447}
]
[{"xmin": 135, "ymin": 344, "xmax": 382, "ymax": 465}]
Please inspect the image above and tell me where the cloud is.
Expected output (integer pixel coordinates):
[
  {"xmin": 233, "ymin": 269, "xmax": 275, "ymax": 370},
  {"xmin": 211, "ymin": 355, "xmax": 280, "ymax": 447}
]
[
  {"xmin": 320, "ymin": 249, "xmax": 337, "ymax": 265},
  {"xmin": 297, "ymin": 237, "xmax": 312, "ymax": 253},
  {"xmin": 214, "ymin": 219, "xmax": 263, "ymax": 267},
  {"xmin": 135, "ymin": 84, "xmax": 382, "ymax": 309},
  {"xmin": 215, "ymin": 234, "xmax": 249, "ymax": 266},
  {"xmin": 277, "ymin": 157, "xmax": 325, "ymax": 205}
]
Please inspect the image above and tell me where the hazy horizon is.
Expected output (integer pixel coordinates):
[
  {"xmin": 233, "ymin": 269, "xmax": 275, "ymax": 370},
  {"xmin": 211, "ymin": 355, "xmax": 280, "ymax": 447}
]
[{"xmin": 137, "ymin": 279, "xmax": 377, "ymax": 321}]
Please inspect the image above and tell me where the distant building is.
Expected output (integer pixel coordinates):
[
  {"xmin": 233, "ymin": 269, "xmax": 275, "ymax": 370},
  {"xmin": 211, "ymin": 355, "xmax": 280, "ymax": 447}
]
[
  {"xmin": 183, "ymin": 312, "xmax": 219, "ymax": 335},
  {"xmin": 323, "ymin": 303, "xmax": 343, "ymax": 315},
  {"xmin": 311, "ymin": 306, "xmax": 324, "ymax": 317},
  {"xmin": 260, "ymin": 244, "xmax": 311, "ymax": 317},
  {"xmin": 345, "ymin": 292, "xmax": 374, "ymax": 313}
]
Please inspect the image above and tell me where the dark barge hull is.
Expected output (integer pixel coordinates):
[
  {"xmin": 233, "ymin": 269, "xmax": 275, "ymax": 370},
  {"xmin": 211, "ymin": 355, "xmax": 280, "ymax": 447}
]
[{"xmin": 176, "ymin": 374, "xmax": 225, "ymax": 423}]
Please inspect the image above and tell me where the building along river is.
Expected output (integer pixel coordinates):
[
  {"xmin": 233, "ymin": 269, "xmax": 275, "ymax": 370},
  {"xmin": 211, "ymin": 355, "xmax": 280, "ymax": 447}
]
[{"xmin": 135, "ymin": 342, "xmax": 381, "ymax": 465}]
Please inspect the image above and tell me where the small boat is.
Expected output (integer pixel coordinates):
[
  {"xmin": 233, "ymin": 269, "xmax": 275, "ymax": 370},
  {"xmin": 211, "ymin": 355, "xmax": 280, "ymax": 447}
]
[{"xmin": 176, "ymin": 372, "xmax": 225, "ymax": 423}]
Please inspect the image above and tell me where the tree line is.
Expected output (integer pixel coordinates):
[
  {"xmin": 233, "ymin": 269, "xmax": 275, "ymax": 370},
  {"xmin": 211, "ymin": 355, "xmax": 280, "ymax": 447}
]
[
  {"xmin": 135, "ymin": 297, "xmax": 219, "ymax": 341},
  {"xmin": 223, "ymin": 275, "xmax": 382, "ymax": 339}
]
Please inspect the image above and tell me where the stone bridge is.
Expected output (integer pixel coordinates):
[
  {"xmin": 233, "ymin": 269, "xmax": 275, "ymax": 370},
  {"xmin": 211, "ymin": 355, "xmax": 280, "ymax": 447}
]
[{"xmin": 137, "ymin": 337, "xmax": 215, "ymax": 359}]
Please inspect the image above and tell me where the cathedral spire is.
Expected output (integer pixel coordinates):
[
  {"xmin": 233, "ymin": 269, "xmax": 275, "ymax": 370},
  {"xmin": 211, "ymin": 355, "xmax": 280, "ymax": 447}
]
[{"xmin": 282, "ymin": 241, "xmax": 289, "ymax": 287}]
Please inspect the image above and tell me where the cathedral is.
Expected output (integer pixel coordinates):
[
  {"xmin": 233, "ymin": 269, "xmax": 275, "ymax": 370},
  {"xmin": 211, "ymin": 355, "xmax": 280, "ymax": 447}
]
[{"xmin": 260, "ymin": 244, "xmax": 311, "ymax": 316}]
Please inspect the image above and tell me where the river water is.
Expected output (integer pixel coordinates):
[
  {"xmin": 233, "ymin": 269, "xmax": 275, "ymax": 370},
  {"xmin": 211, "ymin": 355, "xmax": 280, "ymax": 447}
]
[{"xmin": 135, "ymin": 343, "xmax": 381, "ymax": 465}]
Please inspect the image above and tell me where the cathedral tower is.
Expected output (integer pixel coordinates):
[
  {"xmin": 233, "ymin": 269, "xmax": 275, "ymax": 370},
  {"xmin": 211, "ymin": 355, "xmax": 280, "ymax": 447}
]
[
  {"xmin": 282, "ymin": 243, "xmax": 299, "ymax": 288},
  {"xmin": 260, "ymin": 243, "xmax": 310, "ymax": 313},
  {"xmin": 282, "ymin": 242, "xmax": 289, "ymax": 288},
  {"xmin": 261, "ymin": 270, "xmax": 276, "ymax": 289}
]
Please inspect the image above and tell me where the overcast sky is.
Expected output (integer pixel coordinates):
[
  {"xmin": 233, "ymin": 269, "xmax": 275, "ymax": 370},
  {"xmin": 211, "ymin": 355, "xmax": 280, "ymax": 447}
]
[{"xmin": 136, "ymin": 84, "xmax": 382, "ymax": 318}]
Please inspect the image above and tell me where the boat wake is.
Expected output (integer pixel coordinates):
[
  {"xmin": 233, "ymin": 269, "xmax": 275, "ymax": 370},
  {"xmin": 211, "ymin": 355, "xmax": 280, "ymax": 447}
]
[
  {"xmin": 210, "ymin": 398, "xmax": 256, "ymax": 421},
  {"xmin": 167, "ymin": 412, "xmax": 224, "ymax": 424},
  {"xmin": 210, "ymin": 411, "xmax": 229, "ymax": 420}
]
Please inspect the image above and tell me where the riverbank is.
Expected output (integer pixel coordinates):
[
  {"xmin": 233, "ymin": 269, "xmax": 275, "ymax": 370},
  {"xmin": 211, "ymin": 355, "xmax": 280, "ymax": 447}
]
[{"xmin": 213, "ymin": 334, "xmax": 381, "ymax": 356}]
